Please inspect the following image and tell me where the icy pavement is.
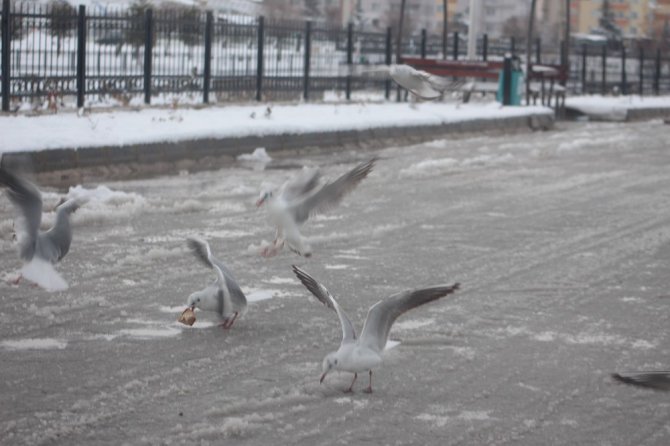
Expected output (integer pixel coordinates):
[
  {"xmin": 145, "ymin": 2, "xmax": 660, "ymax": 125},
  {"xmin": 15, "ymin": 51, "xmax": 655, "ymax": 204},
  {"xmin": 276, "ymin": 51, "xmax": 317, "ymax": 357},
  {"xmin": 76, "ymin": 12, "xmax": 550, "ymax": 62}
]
[{"xmin": 1, "ymin": 120, "xmax": 670, "ymax": 445}]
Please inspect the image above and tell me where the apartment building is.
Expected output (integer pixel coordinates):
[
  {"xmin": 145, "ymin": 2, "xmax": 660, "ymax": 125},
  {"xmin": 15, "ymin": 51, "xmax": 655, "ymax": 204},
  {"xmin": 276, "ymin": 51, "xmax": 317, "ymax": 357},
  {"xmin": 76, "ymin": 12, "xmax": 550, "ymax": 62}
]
[{"xmin": 571, "ymin": 0, "xmax": 651, "ymax": 39}]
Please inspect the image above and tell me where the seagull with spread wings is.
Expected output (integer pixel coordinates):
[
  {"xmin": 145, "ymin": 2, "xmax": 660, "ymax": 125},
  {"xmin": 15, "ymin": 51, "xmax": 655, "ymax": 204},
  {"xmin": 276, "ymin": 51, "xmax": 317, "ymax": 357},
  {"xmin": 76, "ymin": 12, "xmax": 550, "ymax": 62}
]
[
  {"xmin": 292, "ymin": 265, "xmax": 460, "ymax": 393},
  {"xmin": 0, "ymin": 167, "xmax": 85, "ymax": 291},
  {"xmin": 256, "ymin": 159, "xmax": 376, "ymax": 258}
]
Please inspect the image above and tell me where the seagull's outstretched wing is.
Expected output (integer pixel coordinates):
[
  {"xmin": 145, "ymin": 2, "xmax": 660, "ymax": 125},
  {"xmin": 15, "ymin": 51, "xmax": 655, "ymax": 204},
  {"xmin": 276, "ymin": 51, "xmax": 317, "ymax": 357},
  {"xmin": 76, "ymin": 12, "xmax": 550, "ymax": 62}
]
[
  {"xmin": 0, "ymin": 167, "xmax": 42, "ymax": 261},
  {"xmin": 612, "ymin": 371, "xmax": 670, "ymax": 391},
  {"xmin": 280, "ymin": 167, "xmax": 321, "ymax": 202},
  {"xmin": 360, "ymin": 283, "xmax": 460, "ymax": 353},
  {"xmin": 289, "ymin": 158, "xmax": 375, "ymax": 225},
  {"xmin": 358, "ymin": 64, "xmax": 467, "ymax": 100},
  {"xmin": 292, "ymin": 265, "xmax": 357, "ymax": 343},
  {"xmin": 187, "ymin": 237, "xmax": 236, "ymax": 317}
]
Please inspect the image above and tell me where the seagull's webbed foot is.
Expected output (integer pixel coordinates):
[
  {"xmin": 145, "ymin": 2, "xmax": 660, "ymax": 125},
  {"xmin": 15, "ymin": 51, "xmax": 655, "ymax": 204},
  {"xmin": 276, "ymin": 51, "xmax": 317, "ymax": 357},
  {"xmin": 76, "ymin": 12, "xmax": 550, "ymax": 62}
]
[
  {"xmin": 10, "ymin": 274, "xmax": 22, "ymax": 285},
  {"xmin": 221, "ymin": 312, "xmax": 239, "ymax": 330},
  {"xmin": 344, "ymin": 373, "xmax": 357, "ymax": 393},
  {"xmin": 362, "ymin": 371, "xmax": 373, "ymax": 393}
]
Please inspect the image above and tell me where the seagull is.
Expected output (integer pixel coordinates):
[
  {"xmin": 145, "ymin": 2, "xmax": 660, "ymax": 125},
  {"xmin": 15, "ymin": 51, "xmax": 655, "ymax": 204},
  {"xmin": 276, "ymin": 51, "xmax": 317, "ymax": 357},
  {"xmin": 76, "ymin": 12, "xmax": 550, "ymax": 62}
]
[
  {"xmin": 292, "ymin": 265, "xmax": 460, "ymax": 393},
  {"xmin": 358, "ymin": 64, "xmax": 466, "ymax": 100},
  {"xmin": 0, "ymin": 167, "xmax": 84, "ymax": 291},
  {"xmin": 612, "ymin": 371, "xmax": 670, "ymax": 391},
  {"xmin": 256, "ymin": 158, "xmax": 375, "ymax": 258},
  {"xmin": 185, "ymin": 237, "xmax": 247, "ymax": 329}
]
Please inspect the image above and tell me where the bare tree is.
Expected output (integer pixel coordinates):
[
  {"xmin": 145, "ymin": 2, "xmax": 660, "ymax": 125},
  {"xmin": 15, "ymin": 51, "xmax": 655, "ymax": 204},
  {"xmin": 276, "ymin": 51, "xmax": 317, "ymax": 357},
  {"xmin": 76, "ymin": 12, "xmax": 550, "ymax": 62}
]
[
  {"xmin": 304, "ymin": 0, "xmax": 321, "ymax": 19},
  {"xmin": 262, "ymin": 0, "xmax": 302, "ymax": 21},
  {"xmin": 48, "ymin": 0, "xmax": 77, "ymax": 56}
]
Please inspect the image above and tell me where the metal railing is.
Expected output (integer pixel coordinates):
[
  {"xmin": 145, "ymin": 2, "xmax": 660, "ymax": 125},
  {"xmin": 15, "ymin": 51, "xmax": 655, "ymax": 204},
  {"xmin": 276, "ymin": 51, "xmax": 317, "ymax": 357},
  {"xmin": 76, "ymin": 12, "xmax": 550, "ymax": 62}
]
[{"xmin": 2, "ymin": 0, "xmax": 670, "ymax": 112}]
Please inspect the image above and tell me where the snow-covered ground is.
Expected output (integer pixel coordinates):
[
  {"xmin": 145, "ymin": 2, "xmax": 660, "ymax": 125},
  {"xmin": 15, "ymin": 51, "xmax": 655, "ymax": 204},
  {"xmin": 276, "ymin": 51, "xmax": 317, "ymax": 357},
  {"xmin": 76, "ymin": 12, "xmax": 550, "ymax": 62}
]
[
  {"xmin": 566, "ymin": 95, "xmax": 670, "ymax": 121},
  {"xmin": 1, "ymin": 119, "xmax": 669, "ymax": 445},
  {"xmin": 0, "ymin": 101, "xmax": 553, "ymax": 153}
]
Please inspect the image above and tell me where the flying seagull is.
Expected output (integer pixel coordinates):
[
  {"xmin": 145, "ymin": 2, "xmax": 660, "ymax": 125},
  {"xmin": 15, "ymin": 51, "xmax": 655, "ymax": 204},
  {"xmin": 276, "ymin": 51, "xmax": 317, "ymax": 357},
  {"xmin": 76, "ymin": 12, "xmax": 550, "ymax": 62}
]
[
  {"xmin": 0, "ymin": 167, "xmax": 84, "ymax": 291},
  {"xmin": 292, "ymin": 265, "xmax": 460, "ymax": 393},
  {"xmin": 256, "ymin": 158, "xmax": 376, "ymax": 258},
  {"xmin": 357, "ymin": 64, "xmax": 467, "ymax": 100},
  {"xmin": 612, "ymin": 371, "xmax": 670, "ymax": 391},
  {"xmin": 185, "ymin": 237, "xmax": 247, "ymax": 329}
]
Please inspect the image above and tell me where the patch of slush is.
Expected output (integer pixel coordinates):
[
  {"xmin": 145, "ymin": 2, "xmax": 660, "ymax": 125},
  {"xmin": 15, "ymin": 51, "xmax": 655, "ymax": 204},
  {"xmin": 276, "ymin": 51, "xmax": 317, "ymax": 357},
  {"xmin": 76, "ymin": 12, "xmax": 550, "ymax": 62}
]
[
  {"xmin": 399, "ymin": 153, "xmax": 514, "ymax": 178},
  {"xmin": 117, "ymin": 326, "xmax": 182, "ymax": 339},
  {"xmin": 333, "ymin": 397, "xmax": 369, "ymax": 410},
  {"xmin": 384, "ymin": 340, "xmax": 401, "ymax": 350},
  {"xmin": 1, "ymin": 338, "xmax": 67, "ymax": 350},
  {"xmin": 237, "ymin": 147, "xmax": 272, "ymax": 163},
  {"xmin": 264, "ymin": 276, "xmax": 297, "ymax": 285},
  {"xmin": 394, "ymin": 318, "xmax": 434, "ymax": 330},
  {"xmin": 324, "ymin": 264, "xmax": 350, "ymax": 270},
  {"xmin": 244, "ymin": 288, "xmax": 291, "ymax": 302},
  {"xmin": 203, "ymin": 229, "xmax": 256, "ymax": 239},
  {"xmin": 66, "ymin": 184, "xmax": 146, "ymax": 224}
]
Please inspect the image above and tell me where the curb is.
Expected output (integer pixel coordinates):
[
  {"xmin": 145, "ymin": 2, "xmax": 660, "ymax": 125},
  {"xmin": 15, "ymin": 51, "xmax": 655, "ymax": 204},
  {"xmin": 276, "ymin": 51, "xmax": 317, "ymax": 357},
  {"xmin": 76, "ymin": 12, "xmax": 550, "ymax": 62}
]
[{"xmin": 1, "ymin": 112, "xmax": 555, "ymax": 182}]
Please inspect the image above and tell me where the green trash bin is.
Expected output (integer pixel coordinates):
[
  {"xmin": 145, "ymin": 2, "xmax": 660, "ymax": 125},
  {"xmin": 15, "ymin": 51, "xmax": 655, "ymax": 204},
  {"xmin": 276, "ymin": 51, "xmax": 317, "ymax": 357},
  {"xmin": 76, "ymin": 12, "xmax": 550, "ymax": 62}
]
[{"xmin": 496, "ymin": 69, "xmax": 523, "ymax": 105}]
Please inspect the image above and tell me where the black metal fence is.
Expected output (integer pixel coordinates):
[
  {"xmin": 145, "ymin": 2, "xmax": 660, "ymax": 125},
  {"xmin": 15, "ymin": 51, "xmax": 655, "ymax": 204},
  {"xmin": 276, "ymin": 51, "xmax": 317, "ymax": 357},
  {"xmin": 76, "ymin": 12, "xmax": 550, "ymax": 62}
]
[{"xmin": 2, "ymin": 0, "xmax": 670, "ymax": 112}]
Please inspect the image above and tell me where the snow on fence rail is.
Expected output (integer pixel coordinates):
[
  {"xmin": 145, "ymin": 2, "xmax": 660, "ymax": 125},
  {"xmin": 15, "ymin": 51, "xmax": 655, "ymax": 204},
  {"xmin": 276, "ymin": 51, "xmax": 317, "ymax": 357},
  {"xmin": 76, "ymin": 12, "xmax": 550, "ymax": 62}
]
[{"xmin": 1, "ymin": 0, "xmax": 669, "ymax": 112}]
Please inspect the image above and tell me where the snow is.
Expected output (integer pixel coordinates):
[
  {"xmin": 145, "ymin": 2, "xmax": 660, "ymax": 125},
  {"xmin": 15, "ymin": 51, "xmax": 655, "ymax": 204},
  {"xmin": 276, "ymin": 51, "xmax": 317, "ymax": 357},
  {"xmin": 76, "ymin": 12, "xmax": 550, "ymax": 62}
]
[
  {"xmin": 566, "ymin": 95, "xmax": 670, "ymax": 121},
  {"xmin": 0, "ymin": 338, "xmax": 68, "ymax": 351},
  {"xmin": 0, "ymin": 102, "xmax": 553, "ymax": 153},
  {"xmin": 237, "ymin": 147, "xmax": 273, "ymax": 163}
]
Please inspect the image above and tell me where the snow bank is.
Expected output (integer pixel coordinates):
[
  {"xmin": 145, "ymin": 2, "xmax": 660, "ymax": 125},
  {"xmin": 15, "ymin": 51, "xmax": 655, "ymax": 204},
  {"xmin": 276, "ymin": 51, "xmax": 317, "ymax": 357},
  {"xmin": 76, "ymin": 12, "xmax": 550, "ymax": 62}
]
[{"xmin": 0, "ymin": 102, "xmax": 553, "ymax": 153}]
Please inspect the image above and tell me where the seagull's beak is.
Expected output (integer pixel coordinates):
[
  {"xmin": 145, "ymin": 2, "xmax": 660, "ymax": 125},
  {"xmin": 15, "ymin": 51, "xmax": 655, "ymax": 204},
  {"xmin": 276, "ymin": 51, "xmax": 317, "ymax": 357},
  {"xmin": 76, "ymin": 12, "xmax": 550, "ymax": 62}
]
[{"xmin": 319, "ymin": 372, "xmax": 327, "ymax": 384}]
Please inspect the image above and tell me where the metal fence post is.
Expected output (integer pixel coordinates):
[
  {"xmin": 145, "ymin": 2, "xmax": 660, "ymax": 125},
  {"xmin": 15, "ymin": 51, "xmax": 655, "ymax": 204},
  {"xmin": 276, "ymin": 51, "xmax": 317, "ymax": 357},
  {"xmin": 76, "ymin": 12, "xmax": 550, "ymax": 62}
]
[
  {"xmin": 502, "ymin": 54, "xmax": 512, "ymax": 105},
  {"xmin": 143, "ymin": 8, "xmax": 153, "ymax": 105},
  {"xmin": 256, "ymin": 16, "xmax": 264, "ymax": 102},
  {"xmin": 203, "ymin": 11, "xmax": 213, "ymax": 104},
  {"xmin": 303, "ymin": 21, "xmax": 311, "ymax": 101},
  {"xmin": 76, "ymin": 5, "xmax": 86, "ymax": 109},
  {"xmin": 621, "ymin": 46, "xmax": 627, "ymax": 95},
  {"xmin": 581, "ymin": 44, "xmax": 586, "ymax": 94},
  {"xmin": 1, "ymin": 0, "xmax": 10, "ymax": 112},
  {"xmin": 420, "ymin": 28, "xmax": 426, "ymax": 58},
  {"xmin": 346, "ymin": 22, "xmax": 353, "ymax": 100},
  {"xmin": 452, "ymin": 31, "xmax": 458, "ymax": 60},
  {"xmin": 510, "ymin": 36, "xmax": 515, "ymax": 56},
  {"xmin": 482, "ymin": 33, "xmax": 488, "ymax": 61},
  {"xmin": 385, "ymin": 26, "xmax": 392, "ymax": 100},
  {"xmin": 638, "ymin": 46, "xmax": 644, "ymax": 96},
  {"xmin": 535, "ymin": 37, "xmax": 541, "ymax": 63},
  {"xmin": 601, "ymin": 45, "xmax": 607, "ymax": 95},
  {"xmin": 654, "ymin": 48, "xmax": 661, "ymax": 96}
]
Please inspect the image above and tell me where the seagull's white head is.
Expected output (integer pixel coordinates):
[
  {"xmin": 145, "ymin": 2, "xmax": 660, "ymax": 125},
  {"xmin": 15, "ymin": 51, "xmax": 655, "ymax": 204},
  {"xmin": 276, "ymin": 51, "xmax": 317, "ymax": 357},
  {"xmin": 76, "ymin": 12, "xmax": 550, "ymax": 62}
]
[
  {"xmin": 256, "ymin": 183, "xmax": 276, "ymax": 207},
  {"xmin": 186, "ymin": 290, "xmax": 205, "ymax": 310},
  {"xmin": 320, "ymin": 352, "xmax": 339, "ymax": 384}
]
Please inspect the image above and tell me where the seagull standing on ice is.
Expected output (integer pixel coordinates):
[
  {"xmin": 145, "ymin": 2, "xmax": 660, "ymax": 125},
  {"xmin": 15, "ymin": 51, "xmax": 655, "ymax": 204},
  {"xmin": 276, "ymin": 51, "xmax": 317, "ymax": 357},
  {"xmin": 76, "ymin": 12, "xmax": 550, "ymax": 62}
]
[
  {"xmin": 185, "ymin": 237, "xmax": 247, "ymax": 329},
  {"xmin": 256, "ymin": 158, "xmax": 376, "ymax": 258},
  {"xmin": 0, "ymin": 167, "xmax": 84, "ymax": 291},
  {"xmin": 292, "ymin": 265, "xmax": 460, "ymax": 393}
]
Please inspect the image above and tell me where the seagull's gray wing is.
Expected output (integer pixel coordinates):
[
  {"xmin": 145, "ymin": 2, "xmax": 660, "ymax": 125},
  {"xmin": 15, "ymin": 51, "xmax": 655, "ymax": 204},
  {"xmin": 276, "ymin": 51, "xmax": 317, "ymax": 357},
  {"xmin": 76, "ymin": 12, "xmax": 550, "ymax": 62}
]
[
  {"xmin": 612, "ymin": 372, "xmax": 670, "ymax": 391},
  {"xmin": 389, "ymin": 65, "xmax": 443, "ymax": 99},
  {"xmin": 280, "ymin": 167, "xmax": 321, "ymax": 202},
  {"xmin": 187, "ymin": 237, "xmax": 241, "ymax": 316},
  {"xmin": 37, "ymin": 198, "xmax": 83, "ymax": 263},
  {"xmin": 0, "ymin": 167, "xmax": 42, "ymax": 261},
  {"xmin": 292, "ymin": 265, "xmax": 357, "ymax": 343},
  {"xmin": 360, "ymin": 283, "xmax": 460, "ymax": 353},
  {"xmin": 288, "ymin": 158, "xmax": 375, "ymax": 225},
  {"xmin": 388, "ymin": 65, "xmax": 468, "ymax": 99}
]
